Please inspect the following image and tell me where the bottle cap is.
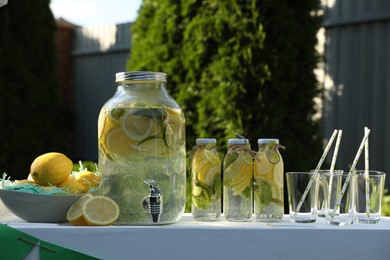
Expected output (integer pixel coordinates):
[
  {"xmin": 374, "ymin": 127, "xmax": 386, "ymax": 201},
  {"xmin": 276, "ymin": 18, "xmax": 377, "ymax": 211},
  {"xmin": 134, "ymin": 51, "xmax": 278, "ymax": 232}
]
[
  {"xmin": 257, "ymin": 138, "xmax": 279, "ymax": 145},
  {"xmin": 196, "ymin": 138, "xmax": 217, "ymax": 144},
  {"xmin": 227, "ymin": 138, "xmax": 249, "ymax": 145}
]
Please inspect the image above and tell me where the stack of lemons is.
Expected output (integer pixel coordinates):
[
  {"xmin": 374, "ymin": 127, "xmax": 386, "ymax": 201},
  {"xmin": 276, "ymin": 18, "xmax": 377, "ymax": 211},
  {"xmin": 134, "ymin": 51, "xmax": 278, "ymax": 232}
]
[
  {"xmin": 13, "ymin": 152, "xmax": 99, "ymax": 194},
  {"xmin": 9, "ymin": 152, "xmax": 120, "ymax": 226},
  {"xmin": 14, "ymin": 152, "xmax": 99, "ymax": 194}
]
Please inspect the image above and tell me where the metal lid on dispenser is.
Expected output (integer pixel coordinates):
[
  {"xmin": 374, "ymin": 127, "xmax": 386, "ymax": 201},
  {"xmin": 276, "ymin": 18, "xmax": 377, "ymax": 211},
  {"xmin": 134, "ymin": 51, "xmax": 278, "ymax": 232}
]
[{"xmin": 115, "ymin": 71, "xmax": 167, "ymax": 82}]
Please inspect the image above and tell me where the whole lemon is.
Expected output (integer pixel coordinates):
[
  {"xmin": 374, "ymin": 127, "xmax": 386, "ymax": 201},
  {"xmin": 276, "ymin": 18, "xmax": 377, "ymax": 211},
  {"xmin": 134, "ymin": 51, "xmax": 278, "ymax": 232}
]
[
  {"xmin": 74, "ymin": 171, "xmax": 100, "ymax": 190},
  {"xmin": 58, "ymin": 178, "xmax": 87, "ymax": 194},
  {"xmin": 30, "ymin": 152, "xmax": 73, "ymax": 186}
]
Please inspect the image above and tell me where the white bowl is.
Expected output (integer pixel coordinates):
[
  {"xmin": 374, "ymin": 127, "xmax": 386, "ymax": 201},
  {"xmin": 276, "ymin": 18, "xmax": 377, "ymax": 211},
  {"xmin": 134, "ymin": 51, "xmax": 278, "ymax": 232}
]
[{"xmin": 0, "ymin": 189, "xmax": 83, "ymax": 223}]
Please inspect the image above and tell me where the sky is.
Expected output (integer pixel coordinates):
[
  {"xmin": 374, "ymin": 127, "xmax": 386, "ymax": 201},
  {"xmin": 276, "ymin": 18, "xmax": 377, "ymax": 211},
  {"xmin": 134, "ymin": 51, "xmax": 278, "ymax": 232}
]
[{"xmin": 50, "ymin": 0, "xmax": 142, "ymax": 27}]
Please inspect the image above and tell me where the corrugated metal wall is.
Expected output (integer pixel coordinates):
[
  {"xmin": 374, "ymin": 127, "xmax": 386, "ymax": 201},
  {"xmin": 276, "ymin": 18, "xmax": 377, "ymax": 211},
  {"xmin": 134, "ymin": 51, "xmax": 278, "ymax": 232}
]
[
  {"xmin": 322, "ymin": 0, "xmax": 390, "ymax": 187},
  {"xmin": 73, "ymin": 23, "xmax": 132, "ymax": 161}
]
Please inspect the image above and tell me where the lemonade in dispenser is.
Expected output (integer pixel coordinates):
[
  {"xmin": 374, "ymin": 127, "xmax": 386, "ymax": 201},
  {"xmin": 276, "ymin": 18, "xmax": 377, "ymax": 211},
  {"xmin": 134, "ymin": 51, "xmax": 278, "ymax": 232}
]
[{"xmin": 98, "ymin": 71, "xmax": 186, "ymax": 225}]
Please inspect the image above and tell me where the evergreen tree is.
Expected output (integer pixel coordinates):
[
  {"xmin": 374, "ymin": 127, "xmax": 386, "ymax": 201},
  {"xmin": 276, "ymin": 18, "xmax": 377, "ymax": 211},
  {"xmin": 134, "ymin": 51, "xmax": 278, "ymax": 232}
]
[
  {"xmin": 0, "ymin": 0, "xmax": 71, "ymax": 179},
  {"xmin": 128, "ymin": 0, "xmax": 323, "ymax": 211}
]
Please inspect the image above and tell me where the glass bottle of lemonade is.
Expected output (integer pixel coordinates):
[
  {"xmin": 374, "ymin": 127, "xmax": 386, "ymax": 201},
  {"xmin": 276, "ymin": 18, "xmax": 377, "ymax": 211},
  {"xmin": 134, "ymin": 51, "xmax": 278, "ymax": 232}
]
[
  {"xmin": 254, "ymin": 139, "xmax": 284, "ymax": 222},
  {"xmin": 223, "ymin": 139, "xmax": 253, "ymax": 222},
  {"xmin": 98, "ymin": 72, "xmax": 186, "ymax": 225},
  {"xmin": 191, "ymin": 138, "xmax": 221, "ymax": 221}
]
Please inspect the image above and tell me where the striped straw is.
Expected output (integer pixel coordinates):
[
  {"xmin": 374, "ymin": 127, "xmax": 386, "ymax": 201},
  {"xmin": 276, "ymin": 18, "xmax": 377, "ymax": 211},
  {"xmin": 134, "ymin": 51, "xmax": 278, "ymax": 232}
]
[
  {"xmin": 328, "ymin": 130, "xmax": 343, "ymax": 196},
  {"xmin": 331, "ymin": 129, "xmax": 371, "ymax": 218},
  {"xmin": 293, "ymin": 129, "xmax": 338, "ymax": 217},
  {"xmin": 364, "ymin": 127, "xmax": 370, "ymax": 218},
  {"xmin": 330, "ymin": 130, "xmax": 343, "ymax": 172}
]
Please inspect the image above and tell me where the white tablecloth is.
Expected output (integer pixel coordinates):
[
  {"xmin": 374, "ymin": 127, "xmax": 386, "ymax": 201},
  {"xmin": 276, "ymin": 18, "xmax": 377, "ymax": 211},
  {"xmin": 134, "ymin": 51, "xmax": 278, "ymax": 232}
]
[{"xmin": 1, "ymin": 212, "xmax": 390, "ymax": 260}]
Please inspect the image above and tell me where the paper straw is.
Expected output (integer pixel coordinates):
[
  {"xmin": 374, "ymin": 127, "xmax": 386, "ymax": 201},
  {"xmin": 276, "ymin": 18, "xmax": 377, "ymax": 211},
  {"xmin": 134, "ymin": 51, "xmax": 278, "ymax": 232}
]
[
  {"xmin": 328, "ymin": 130, "xmax": 343, "ymax": 196},
  {"xmin": 331, "ymin": 129, "xmax": 371, "ymax": 218},
  {"xmin": 330, "ymin": 130, "xmax": 343, "ymax": 172},
  {"xmin": 293, "ymin": 129, "xmax": 338, "ymax": 217},
  {"xmin": 364, "ymin": 127, "xmax": 370, "ymax": 218}
]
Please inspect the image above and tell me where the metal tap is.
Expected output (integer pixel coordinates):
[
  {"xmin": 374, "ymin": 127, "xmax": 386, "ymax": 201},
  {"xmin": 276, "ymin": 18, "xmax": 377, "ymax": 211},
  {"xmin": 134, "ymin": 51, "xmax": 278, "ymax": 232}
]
[{"xmin": 143, "ymin": 180, "xmax": 163, "ymax": 223}]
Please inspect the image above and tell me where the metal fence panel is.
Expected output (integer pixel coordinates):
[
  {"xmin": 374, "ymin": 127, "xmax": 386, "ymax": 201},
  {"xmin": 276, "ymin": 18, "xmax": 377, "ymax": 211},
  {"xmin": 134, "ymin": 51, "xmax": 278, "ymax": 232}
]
[
  {"xmin": 323, "ymin": 0, "xmax": 390, "ymax": 187},
  {"xmin": 73, "ymin": 23, "xmax": 131, "ymax": 161}
]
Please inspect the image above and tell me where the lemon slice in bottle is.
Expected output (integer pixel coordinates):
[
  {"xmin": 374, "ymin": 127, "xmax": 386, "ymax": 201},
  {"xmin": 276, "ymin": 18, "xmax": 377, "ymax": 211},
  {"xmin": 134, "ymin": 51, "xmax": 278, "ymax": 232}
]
[
  {"xmin": 254, "ymin": 153, "xmax": 273, "ymax": 177},
  {"xmin": 204, "ymin": 149, "xmax": 220, "ymax": 166},
  {"xmin": 240, "ymin": 150, "xmax": 254, "ymax": 165},
  {"xmin": 272, "ymin": 159, "xmax": 284, "ymax": 188},
  {"xmin": 203, "ymin": 165, "xmax": 221, "ymax": 186},
  {"xmin": 82, "ymin": 196, "xmax": 120, "ymax": 226}
]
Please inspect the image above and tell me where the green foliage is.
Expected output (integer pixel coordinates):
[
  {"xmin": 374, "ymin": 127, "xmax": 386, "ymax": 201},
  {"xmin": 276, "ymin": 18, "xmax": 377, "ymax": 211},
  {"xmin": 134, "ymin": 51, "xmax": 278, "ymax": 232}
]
[
  {"xmin": 128, "ymin": 0, "xmax": 323, "ymax": 212},
  {"xmin": 382, "ymin": 190, "xmax": 390, "ymax": 216},
  {"xmin": 0, "ymin": 0, "xmax": 72, "ymax": 180},
  {"xmin": 72, "ymin": 161, "xmax": 98, "ymax": 173}
]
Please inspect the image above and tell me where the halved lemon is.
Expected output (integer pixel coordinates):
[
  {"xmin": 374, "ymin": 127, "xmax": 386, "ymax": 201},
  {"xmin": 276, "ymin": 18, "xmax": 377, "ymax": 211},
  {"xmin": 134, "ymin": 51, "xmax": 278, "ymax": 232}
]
[
  {"xmin": 66, "ymin": 194, "xmax": 93, "ymax": 226},
  {"xmin": 82, "ymin": 196, "xmax": 120, "ymax": 226}
]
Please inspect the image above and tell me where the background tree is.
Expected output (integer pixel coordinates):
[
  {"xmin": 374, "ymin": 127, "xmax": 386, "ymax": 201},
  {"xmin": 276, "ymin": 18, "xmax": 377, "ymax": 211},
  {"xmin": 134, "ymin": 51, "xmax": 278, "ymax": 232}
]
[
  {"xmin": 128, "ymin": 0, "xmax": 323, "ymax": 211},
  {"xmin": 0, "ymin": 0, "xmax": 72, "ymax": 180}
]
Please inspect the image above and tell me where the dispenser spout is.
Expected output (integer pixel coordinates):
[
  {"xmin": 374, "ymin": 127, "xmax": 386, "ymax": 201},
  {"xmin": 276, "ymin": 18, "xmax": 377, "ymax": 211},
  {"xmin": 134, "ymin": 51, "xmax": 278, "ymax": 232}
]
[{"xmin": 143, "ymin": 181, "xmax": 163, "ymax": 223}]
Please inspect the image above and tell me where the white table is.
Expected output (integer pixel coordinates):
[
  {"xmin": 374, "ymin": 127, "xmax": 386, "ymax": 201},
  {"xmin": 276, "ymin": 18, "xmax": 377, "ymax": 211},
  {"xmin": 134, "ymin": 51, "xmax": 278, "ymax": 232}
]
[{"xmin": 1, "ymin": 212, "xmax": 390, "ymax": 260}]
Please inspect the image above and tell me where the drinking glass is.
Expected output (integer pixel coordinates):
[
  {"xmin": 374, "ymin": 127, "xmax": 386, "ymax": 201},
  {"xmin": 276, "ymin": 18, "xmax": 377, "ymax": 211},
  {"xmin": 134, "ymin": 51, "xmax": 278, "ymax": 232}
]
[
  {"xmin": 354, "ymin": 170, "xmax": 386, "ymax": 224},
  {"xmin": 324, "ymin": 171, "xmax": 355, "ymax": 226},
  {"xmin": 286, "ymin": 172, "xmax": 317, "ymax": 223},
  {"xmin": 311, "ymin": 170, "xmax": 343, "ymax": 218}
]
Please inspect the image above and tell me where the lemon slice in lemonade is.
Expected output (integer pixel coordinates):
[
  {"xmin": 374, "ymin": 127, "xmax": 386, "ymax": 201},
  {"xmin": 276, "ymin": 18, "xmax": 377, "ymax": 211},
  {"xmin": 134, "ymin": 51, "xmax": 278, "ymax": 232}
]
[
  {"xmin": 106, "ymin": 128, "xmax": 137, "ymax": 158},
  {"xmin": 138, "ymin": 138, "xmax": 169, "ymax": 157},
  {"xmin": 121, "ymin": 108, "xmax": 153, "ymax": 142}
]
